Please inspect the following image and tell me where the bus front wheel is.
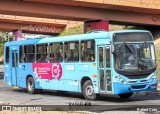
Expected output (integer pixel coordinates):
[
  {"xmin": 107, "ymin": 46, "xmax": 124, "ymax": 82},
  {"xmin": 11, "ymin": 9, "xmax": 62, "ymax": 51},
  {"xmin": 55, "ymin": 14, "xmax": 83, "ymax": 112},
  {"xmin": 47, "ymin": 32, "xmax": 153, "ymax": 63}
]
[
  {"xmin": 83, "ymin": 80, "xmax": 97, "ymax": 100},
  {"xmin": 27, "ymin": 77, "xmax": 36, "ymax": 94},
  {"xmin": 118, "ymin": 92, "xmax": 133, "ymax": 98}
]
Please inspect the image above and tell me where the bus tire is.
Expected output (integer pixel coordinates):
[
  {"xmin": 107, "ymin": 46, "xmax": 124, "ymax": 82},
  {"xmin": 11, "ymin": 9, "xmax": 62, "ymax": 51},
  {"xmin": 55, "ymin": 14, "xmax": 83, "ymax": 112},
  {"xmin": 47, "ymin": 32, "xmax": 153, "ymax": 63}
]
[
  {"xmin": 118, "ymin": 92, "xmax": 133, "ymax": 98},
  {"xmin": 83, "ymin": 80, "xmax": 97, "ymax": 100},
  {"xmin": 27, "ymin": 77, "xmax": 37, "ymax": 94}
]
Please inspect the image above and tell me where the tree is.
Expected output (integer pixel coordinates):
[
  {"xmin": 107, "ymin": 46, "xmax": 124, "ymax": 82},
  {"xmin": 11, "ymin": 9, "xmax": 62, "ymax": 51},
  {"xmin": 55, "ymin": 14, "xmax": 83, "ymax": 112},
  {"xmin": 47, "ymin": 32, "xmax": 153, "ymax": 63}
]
[{"xmin": 0, "ymin": 32, "xmax": 13, "ymax": 42}]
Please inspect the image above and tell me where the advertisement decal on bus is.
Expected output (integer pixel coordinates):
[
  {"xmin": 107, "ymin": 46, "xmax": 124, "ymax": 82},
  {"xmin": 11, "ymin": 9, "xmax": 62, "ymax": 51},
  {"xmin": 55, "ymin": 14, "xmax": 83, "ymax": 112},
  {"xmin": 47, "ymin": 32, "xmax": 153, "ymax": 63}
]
[{"xmin": 32, "ymin": 63, "xmax": 62, "ymax": 80}]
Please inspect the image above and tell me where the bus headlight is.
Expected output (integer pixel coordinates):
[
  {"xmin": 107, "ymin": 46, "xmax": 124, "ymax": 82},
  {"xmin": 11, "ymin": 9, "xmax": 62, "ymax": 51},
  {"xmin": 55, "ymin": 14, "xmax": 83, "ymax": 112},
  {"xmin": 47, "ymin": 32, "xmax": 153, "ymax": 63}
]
[
  {"xmin": 115, "ymin": 76, "xmax": 127, "ymax": 84},
  {"xmin": 121, "ymin": 80, "xmax": 127, "ymax": 84},
  {"xmin": 149, "ymin": 75, "xmax": 157, "ymax": 82}
]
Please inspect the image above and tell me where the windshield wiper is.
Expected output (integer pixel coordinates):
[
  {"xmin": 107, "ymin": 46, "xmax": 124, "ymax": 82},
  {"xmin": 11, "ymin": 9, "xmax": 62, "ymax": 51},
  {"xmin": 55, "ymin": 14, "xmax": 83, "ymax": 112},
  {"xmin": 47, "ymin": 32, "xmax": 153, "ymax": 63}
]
[{"xmin": 124, "ymin": 42, "xmax": 135, "ymax": 54}]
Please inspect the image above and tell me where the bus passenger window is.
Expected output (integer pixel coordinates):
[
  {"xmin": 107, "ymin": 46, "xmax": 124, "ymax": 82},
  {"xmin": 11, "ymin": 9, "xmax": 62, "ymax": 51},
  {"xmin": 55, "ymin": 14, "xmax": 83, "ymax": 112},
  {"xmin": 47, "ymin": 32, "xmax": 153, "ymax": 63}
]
[
  {"xmin": 65, "ymin": 52, "xmax": 71, "ymax": 61},
  {"xmin": 99, "ymin": 47, "xmax": 103, "ymax": 67},
  {"xmin": 50, "ymin": 43, "xmax": 63, "ymax": 62},
  {"xmin": 24, "ymin": 45, "xmax": 35, "ymax": 63},
  {"xmin": 106, "ymin": 47, "xmax": 110, "ymax": 68},
  {"xmin": 81, "ymin": 40, "xmax": 95, "ymax": 62},
  {"xmin": 38, "ymin": 54, "xmax": 48, "ymax": 63},
  {"xmin": 64, "ymin": 42, "xmax": 79, "ymax": 62},
  {"xmin": 73, "ymin": 52, "xmax": 79, "ymax": 61},
  {"xmin": 5, "ymin": 47, "xmax": 10, "ymax": 64},
  {"xmin": 19, "ymin": 46, "xmax": 24, "ymax": 63},
  {"xmin": 12, "ymin": 53, "xmax": 15, "ymax": 67},
  {"xmin": 36, "ymin": 44, "xmax": 49, "ymax": 63},
  {"xmin": 58, "ymin": 53, "xmax": 63, "ymax": 62}
]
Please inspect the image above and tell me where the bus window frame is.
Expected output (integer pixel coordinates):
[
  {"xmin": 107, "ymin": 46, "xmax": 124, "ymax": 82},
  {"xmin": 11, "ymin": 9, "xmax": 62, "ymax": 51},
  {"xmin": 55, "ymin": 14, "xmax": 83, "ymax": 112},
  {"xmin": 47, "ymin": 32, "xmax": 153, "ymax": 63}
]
[
  {"xmin": 64, "ymin": 41, "xmax": 79, "ymax": 63},
  {"xmin": 23, "ymin": 44, "xmax": 36, "ymax": 63},
  {"xmin": 5, "ymin": 46, "xmax": 10, "ymax": 64},
  {"xmin": 19, "ymin": 45, "xmax": 24, "ymax": 63},
  {"xmin": 36, "ymin": 43, "xmax": 49, "ymax": 63},
  {"xmin": 80, "ymin": 39, "xmax": 95, "ymax": 62},
  {"xmin": 49, "ymin": 42, "xmax": 64, "ymax": 63}
]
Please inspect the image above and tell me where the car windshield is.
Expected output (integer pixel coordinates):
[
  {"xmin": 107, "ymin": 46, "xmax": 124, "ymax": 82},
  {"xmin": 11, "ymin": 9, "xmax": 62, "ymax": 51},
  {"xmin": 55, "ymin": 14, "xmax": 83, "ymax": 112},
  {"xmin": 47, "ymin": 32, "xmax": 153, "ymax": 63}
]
[{"xmin": 114, "ymin": 43, "xmax": 156, "ymax": 73}]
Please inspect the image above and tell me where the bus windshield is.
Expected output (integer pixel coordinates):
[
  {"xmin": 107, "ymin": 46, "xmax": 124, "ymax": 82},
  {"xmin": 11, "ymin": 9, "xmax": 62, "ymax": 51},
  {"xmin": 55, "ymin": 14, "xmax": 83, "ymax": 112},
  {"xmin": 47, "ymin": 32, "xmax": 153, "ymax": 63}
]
[{"xmin": 114, "ymin": 43, "xmax": 156, "ymax": 75}]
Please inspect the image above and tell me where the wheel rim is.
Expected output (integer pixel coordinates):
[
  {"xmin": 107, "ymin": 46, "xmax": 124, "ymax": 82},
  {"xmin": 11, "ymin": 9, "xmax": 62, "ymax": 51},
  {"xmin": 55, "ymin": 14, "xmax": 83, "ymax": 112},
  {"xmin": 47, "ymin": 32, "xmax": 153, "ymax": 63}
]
[
  {"xmin": 85, "ymin": 85, "xmax": 94, "ymax": 98},
  {"xmin": 28, "ymin": 80, "xmax": 33, "ymax": 92}
]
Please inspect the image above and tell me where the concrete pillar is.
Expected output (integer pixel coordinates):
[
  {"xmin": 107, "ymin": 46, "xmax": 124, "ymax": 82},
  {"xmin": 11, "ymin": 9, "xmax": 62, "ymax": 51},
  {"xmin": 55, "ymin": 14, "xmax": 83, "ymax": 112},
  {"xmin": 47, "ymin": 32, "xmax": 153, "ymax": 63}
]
[
  {"xmin": 84, "ymin": 20, "xmax": 109, "ymax": 33},
  {"xmin": 13, "ymin": 30, "xmax": 22, "ymax": 41}
]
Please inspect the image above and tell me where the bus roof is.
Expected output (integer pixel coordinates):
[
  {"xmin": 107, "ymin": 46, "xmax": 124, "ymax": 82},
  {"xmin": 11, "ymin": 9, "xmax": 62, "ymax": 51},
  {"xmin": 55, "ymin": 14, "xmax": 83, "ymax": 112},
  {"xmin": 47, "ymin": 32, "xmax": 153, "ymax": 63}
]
[
  {"xmin": 110, "ymin": 30, "xmax": 150, "ymax": 34},
  {"xmin": 5, "ymin": 30, "xmax": 150, "ymax": 46},
  {"xmin": 5, "ymin": 38, "xmax": 42, "ymax": 46},
  {"xmin": 38, "ymin": 30, "xmax": 109, "ymax": 44}
]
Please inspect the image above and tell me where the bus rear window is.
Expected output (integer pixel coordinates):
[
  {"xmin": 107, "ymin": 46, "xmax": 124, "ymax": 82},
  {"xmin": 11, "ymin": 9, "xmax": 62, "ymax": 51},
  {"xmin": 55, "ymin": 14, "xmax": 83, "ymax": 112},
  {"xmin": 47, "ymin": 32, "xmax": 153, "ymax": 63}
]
[{"xmin": 5, "ymin": 47, "xmax": 9, "ymax": 63}]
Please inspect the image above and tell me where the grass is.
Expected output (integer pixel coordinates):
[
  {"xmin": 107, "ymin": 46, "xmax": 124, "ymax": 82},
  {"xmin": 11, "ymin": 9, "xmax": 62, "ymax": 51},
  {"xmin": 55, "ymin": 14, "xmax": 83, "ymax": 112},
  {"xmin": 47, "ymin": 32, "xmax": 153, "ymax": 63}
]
[
  {"xmin": 60, "ymin": 24, "xmax": 134, "ymax": 36},
  {"xmin": 60, "ymin": 25, "xmax": 83, "ymax": 36}
]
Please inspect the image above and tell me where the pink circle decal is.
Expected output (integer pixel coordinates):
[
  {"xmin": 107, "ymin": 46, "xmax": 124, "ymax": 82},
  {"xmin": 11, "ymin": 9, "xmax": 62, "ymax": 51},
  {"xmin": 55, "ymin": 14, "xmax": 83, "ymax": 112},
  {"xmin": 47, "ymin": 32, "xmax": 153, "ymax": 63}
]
[{"xmin": 51, "ymin": 63, "xmax": 62, "ymax": 80}]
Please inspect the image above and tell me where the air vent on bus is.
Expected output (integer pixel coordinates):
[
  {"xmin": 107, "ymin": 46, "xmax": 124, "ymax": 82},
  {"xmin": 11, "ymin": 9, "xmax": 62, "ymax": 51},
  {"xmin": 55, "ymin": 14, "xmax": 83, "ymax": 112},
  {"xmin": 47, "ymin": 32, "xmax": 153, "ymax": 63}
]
[
  {"xmin": 125, "ymin": 75, "xmax": 149, "ymax": 79},
  {"xmin": 128, "ymin": 80, "xmax": 137, "ymax": 83},
  {"xmin": 140, "ymin": 80, "xmax": 148, "ymax": 82},
  {"xmin": 131, "ymin": 85, "xmax": 146, "ymax": 89}
]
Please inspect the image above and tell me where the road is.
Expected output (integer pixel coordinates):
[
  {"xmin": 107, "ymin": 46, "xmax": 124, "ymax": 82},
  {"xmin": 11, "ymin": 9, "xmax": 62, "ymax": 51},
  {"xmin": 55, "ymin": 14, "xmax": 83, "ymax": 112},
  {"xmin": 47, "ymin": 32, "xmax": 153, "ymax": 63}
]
[
  {"xmin": 0, "ymin": 64, "xmax": 3, "ymax": 73},
  {"xmin": 0, "ymin": 64, "xmax": 160, "ymax": 113}
]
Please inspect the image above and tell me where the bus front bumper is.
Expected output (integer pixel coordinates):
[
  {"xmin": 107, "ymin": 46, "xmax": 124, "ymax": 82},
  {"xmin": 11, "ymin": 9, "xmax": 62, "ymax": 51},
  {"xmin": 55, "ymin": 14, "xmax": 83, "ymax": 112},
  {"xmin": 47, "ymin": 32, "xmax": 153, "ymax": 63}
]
[{"xmin": 113, "ymin": 81, "xmax": 158, "ymax": 94}]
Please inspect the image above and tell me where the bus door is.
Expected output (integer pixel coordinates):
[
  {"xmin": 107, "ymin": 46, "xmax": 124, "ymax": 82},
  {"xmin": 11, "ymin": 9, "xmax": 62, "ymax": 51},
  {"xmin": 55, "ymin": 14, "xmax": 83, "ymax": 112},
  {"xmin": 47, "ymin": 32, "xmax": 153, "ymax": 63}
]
[
  {"xmin": 11, "ymin": 51, "xmax": 18, "ymax": 86},
  {"xmin": 98, "ymin": 45, "xmax": 112, "ymax": 92}
]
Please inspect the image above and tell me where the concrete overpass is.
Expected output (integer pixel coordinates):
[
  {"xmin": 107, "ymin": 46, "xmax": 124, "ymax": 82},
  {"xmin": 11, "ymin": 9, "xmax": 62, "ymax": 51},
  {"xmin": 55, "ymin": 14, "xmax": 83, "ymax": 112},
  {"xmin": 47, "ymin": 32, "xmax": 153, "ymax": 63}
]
[
  {"xmin": 0, "ymin": 15, "xmax": 66, "ymax": 35},
  {"xmin": 0, "ymin": 0, "xmax": 160, "ymax": 26},
  {"xmin": 0, "ymin": 14, "xmax": 83, "ymax": 40}
]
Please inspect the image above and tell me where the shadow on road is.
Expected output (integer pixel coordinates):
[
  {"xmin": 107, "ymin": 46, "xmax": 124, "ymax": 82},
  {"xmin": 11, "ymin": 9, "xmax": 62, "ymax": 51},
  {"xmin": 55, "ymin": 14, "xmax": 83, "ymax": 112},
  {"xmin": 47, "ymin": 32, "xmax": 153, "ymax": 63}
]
[{"xmin": 12, "ymin": 88, "xmax": 160, "ymax": 103}]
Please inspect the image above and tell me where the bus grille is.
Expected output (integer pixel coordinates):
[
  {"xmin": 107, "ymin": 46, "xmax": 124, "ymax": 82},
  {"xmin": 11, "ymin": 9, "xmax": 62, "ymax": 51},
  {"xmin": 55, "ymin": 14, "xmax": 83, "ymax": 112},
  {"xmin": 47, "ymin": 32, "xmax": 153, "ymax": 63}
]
[
  {"xmin": 140, "ymin": 80, "xmax": 148, "ymax": 82},
  {"xmin": 128, "ymin": 80, "xmax": 137, "ymax": 83},
  {"xmin": 131, "ymin": 85, "xmax": 146, "ymax": 89},
  {"xmin": 125, "ymin": 75, "xmax": 148, "ymax": 79}
]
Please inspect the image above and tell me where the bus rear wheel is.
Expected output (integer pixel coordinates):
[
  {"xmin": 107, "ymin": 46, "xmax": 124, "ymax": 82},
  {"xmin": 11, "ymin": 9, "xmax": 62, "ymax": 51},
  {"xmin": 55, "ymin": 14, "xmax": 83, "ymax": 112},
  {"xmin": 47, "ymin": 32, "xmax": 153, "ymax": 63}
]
[
  {"xmin": 118, "ymin": 92, "xmax": 133, "ymax": 98},
  {"xmin": 83, "ymin": 80, "xmax": 97, "ymax": 100},
  {"xmin": 27, "ymin": 77, "xmax": 37, "ymax": 94}
]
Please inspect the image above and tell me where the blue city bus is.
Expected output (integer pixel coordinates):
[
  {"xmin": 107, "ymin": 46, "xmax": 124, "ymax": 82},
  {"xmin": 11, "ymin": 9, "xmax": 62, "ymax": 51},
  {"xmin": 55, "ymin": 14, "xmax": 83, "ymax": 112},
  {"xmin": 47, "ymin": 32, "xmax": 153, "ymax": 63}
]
[{"xmin": 4, "ymin": 30, "xmax": 158, "ymax": 100}]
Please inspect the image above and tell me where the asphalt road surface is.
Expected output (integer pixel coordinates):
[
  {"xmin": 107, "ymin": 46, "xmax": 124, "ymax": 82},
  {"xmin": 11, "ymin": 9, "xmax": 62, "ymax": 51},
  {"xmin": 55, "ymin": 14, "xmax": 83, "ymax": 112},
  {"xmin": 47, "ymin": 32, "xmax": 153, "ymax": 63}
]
[{"xmin": 0, "ymin": 64, "xmax": 160, "ymax": 113}]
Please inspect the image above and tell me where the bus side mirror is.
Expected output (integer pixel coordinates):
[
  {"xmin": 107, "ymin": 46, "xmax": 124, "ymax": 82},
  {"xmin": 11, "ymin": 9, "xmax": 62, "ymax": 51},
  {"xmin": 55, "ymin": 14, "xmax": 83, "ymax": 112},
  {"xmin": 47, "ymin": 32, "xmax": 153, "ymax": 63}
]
[{"xmin": 111, "ymin": 45, "xmax": 115, "ymax": 54}]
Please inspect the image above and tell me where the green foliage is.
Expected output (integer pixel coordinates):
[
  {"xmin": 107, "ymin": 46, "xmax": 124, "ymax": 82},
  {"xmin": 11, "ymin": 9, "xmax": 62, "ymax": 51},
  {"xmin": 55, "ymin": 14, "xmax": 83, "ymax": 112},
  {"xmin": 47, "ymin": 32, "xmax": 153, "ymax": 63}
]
[
  {"xmin": 60, "ymin": 24, "xmax": 144, "ymax": 36},
  {"xmin": 60, "ymin": 25, "xmax": 83, "ymax": 36},
  {"xmin": 156, "ymin": 48, "xmax": 160, "ymax": 78},
  {"xmin": 0, "ymin": 32, "xmax": 13, "ymax": 41},
  {"xmin": 0, "ymin": 42, "xmax": 4, "ymax": 57},
  {"xmin": 0, "ymin": 32, "xmax": 12, "ymax": 59}
]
